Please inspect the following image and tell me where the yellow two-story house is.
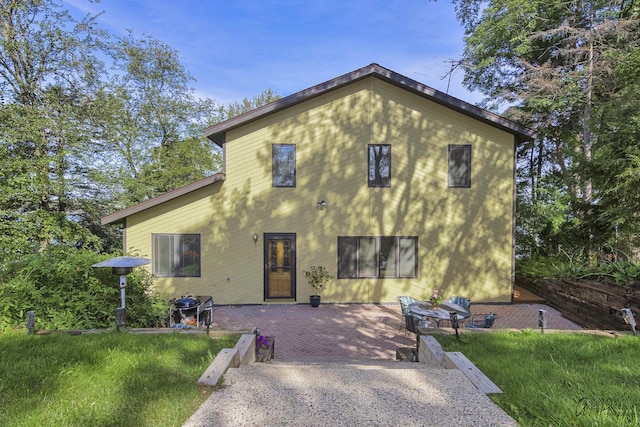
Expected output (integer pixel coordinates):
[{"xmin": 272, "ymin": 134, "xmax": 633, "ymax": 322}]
[{"xmin": 102, "ymin": 64, "xmax": 535, "ymax": 305}]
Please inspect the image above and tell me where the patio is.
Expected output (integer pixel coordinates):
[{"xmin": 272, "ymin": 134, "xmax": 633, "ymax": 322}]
[{"xmin": 210, "ymin": 299, "xmax": 582, "ymax": 362}]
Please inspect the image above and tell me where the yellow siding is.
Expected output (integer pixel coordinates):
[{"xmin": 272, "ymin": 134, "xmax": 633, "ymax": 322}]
[{"xmin": 125, "ymin": 76, "xmax": 515, "ymax": 304}]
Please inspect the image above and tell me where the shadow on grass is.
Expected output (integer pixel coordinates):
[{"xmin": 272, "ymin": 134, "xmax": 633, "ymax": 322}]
[
  {"xmin": 0, "ymin": 331, "xmax": 239, "ymax": 427},
  {"xmin": 437, "ymin": 331, "xmax": 640, "ymax": 426}
]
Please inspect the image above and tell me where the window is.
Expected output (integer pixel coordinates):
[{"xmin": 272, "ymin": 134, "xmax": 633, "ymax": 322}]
[
  {"xmin": 448, "ymin": 144, "xmax": 471, "ymax": 188},
  {"xmin": 272, "ymin": 144, "xmax": 296, "ymax": 187},
  {"xmin": 337, "ymin": 236, "xmax": 417, "ymax": 279},
  {"xmin": 368, "ymin": 144, "xmax": 391, "ymax": 187},
  {"xmin": 153, "ymin": 234, "xmax": 201, "ymax": 277}
]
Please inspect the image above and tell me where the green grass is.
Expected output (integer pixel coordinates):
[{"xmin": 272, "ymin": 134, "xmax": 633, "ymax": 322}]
[
  {"xmin": 0, "ymin": 331, "xmax": 239, "ymax": 427},
  {"xmin": 437, "ymin": 331, "xmax": 640, "ymax": 426}
]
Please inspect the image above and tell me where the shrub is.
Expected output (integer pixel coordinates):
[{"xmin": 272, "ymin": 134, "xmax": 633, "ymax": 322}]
[
  {"xmin": 516, "ymin": 250, "xmax": 640, "ymax": 285},
  {"xmin": 0, "ymin": 247, "xmax": 169, "ymax": 331}
]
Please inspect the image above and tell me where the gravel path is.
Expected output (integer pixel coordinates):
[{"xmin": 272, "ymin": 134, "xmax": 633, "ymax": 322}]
[{"xmin": 183, "ymin": 361, "xmax": 518, "ymax": 427}]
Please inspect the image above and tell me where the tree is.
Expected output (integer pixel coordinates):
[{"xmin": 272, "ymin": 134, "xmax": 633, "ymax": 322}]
[
  {"xmin": 211, "ymin": 89, "xmax": 280, "ymax": 123},
  {"xmin": 452, "ymin": 0, "xmax": 640, "ymax": 257},
  {"xmin": 93, "ymin": 36, "xmax": 279, "ymax": 206},
  {"xmin": 591, "ymin": 47, "xmax": 640, "ymax": 238},
  {"xmin": 0, "ymin": 1, "xmax": 282, "ymax": 261},
  {"xmin": 0, "ymin": 0, "xmax": 108, "ymax": 259},
  {"xmin": 91, "ymin": 32, "xmax": 221, "ymax": 205}
]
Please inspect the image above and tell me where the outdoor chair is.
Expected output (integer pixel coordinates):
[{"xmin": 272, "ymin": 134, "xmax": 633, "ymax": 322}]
[
  {"xmin": 465, "ymin": 313, "xmax": 498, "ymax": 329},
  {"xmin": 447, "ymin": 296, "xmax": 471, "ymax": 310},
  {"xmin": 440, "ymin": 296, "xmax": 471, "ymax": 327},
  {"xmin": 397, "ymin": 296, "xmax": 428, "ymax": 336}
]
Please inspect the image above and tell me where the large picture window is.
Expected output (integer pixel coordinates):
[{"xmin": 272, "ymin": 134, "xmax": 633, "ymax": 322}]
[
  {"xmin": 272, "ymin": 144, "xmax": 296, "ymax": 187},
  {"xmin": 337, "ymin": 236, "xmax": 417, "ymax": 279},
  {"xmin": 152, "ymin": 234, "xmax": 201, "ymax": 277},
  {"xmin": 448, "ymin": 144, "xmax": 472, "ymax": 188},
  {"xmin": 368, "ymin": 144, "xmax": 391, "ymax": 187}
]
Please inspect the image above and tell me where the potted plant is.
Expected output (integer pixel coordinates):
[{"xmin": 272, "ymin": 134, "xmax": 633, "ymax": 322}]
[
  {"xmin": 255, "ymin": 334, "xmax": 274, "ymax": 362},
  {"xmin": 429, "ymin": 289, "xmax": 443, "ymax": 309},
  {"xmin": 303, "ymin": 265, "xmax": 333, "ymax": 307}
]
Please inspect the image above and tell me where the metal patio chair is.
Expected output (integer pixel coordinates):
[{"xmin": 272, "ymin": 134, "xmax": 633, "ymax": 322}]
[
  {"xmin": 465, "ymin": 312, "xmax": 498, "ymax": 329},
  {"xmin": 397, "ymin": 295, "xmax": 427, "ymax": 336},
  {"xmin": 440, "ymin": 296, "xmax": 471, "ymax": 327},
  {"xmin": 447, "ymin": 296, "xmax": 471, "ymax": 310}
]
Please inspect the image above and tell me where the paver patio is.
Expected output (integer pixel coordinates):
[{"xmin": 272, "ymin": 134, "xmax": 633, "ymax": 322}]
[{"xmin": 210, "ymin": 300, "xmax": 582, "ymax": 362}]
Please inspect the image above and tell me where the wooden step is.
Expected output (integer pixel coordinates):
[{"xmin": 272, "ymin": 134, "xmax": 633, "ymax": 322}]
[
  {"xmin": 443, "ymin": 351, "xmax": 502, "ymax": 394},
  {"xmin": 197, "ymin": 348, "xmax": 240, "ymax": 390}
]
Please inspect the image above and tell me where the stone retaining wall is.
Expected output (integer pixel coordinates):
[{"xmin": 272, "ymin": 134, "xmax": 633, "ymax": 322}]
[{"xmin": 517, "ymin": 276, "xmax": 640, "ymax": 330}]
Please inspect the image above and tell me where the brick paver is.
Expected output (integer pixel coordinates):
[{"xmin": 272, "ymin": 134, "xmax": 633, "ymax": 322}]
[{"xmin": 211, "ymin": 302, "xmax": 582, "ymax": 362}]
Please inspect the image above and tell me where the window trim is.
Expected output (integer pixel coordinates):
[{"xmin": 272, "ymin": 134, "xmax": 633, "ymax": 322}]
[
  {"xmin": 272, "ymin": 144, "xmax": 296, "ymax": 188},
  {"xmin": 368, "ymin": 144, "xmax": 391, "ymax": 188},
  {"xmin": 152, "ymin": 233, "xmax": 201, "ymax": 277},
  {"xmin": 337, "ymin": 236, "xmax": 418, "ymax": 279},
  {"xmin": 448, "ymin": 144, "xmax": 472, "ymax": 188}
]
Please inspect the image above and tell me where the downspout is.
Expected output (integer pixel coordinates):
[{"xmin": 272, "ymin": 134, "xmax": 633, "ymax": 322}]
[
  {"xmin": 511, "ymin": 136, "xmax": 518, "ymax": 303},
  {"xmin": 122, "ymin": 219, "xmax": 127, "ymax": 255}
]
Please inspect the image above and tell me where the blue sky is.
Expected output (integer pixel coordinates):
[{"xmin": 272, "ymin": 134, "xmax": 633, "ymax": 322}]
[{"xmin": 64, "ymin": 0, "xmax": 481, "ymax": 106}]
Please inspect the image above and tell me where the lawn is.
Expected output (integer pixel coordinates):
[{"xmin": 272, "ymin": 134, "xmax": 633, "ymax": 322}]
[
  {"xmin": 0, "ymin": 331, "xmax": 239, "ymax": 427},
  {"xmin": 437, "ymin": 331, "xmax": 640, "ymax": 426}
]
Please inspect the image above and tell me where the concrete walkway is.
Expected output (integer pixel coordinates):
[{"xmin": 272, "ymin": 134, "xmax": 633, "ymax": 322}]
[{"xmin": 183, "ymin": 300, "xmax": 582, "ymax": 426}]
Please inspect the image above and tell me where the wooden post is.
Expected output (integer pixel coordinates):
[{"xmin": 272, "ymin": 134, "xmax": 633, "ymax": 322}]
[{"xmin": 26, "ymin": 311, "xmax": 36, "ymax": 335}]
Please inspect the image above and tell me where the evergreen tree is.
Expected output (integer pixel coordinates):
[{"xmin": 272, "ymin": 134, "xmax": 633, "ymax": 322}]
[{"xmin": 453, "ymin": 0, "xmax": 640, "ymax": 257}]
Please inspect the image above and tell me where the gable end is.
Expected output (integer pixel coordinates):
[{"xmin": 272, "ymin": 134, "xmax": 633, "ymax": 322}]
[{"xmin": 205, "ymin": 63, "xmax": 536, "ymax": 146}]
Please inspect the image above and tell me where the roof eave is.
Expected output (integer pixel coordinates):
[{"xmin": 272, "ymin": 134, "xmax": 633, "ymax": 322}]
[
  {"xmin": 204, "ymin": 63, "xmax": 536, "ymax": 144},
  {"xmin": 204, "ymin": 64, "xmax": 379, "ymax": 146},
  {"xmin": 374, "ymin": 69, "xmax": 537, "ymax": 141},
  {"xmin": 101, "ymin": 173, "xmax": 226, "ymax": 225}
]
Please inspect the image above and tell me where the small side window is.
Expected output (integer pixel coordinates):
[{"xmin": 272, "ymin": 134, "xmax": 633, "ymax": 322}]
[
  {"xmin": 273, "ymin": 144, "xmax": 296, "ymax": 187},
  {"xmin": 368, "ymin": 144, "xmax": 391, "ymax": 187},
  {"xmin": 448, "ymin": 144, "xmax": 471, "ymax": 188}
]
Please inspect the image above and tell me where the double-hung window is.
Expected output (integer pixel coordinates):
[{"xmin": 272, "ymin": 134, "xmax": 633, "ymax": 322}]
[
  {"xmin": 272, "ymin": 144, "xmax": 296, "ymax": 187},
  {"xmin": 448, "ymin": 144, "xmax": 472, "ymax": 188},
  {"xmin": 368, "ymin": 144, "xmax": 391, "ymax": 187},
  {"xmin": 338, "ymin": 236, "xmax": 417, "ymax": 279},
  {"xmin": 152, "ymin": 234, "xmax": 201, "ymax": 277}
]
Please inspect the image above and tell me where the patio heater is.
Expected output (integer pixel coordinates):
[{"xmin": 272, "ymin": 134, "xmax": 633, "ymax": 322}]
[
  {"xmin": 538, "ymin": 309, "xmax": 547, "ymax": 334},
  {"xmin": 621, "ymin": 308, "xmax": 637, "ymax": 336},
  {"xmin": 92, "ymin": 256, "xmax": 151, "ymax": 331}
]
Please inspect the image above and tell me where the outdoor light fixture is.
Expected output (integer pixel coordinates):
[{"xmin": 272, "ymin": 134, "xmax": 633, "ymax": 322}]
[
  {"xmin": 253, "ymin": 233, "xmax": 258, "ymax": 242},
  {"xmin": 538, "ymin": 309, "xmax": 547, "ymax": 334},
  {"xmin": 621, "ymin": 308, "xmax": 637, "ymax": 336},
  {"xmin": 317, "ymin": 200, "xmax": 328, "ymax": 210},
  {"xmin": 92, "ymin": 256, "xmax": 151, "ymax": 331},
  {"xmin": 449, "ymin": 311, "xmax": 460, "ymax": 339}
]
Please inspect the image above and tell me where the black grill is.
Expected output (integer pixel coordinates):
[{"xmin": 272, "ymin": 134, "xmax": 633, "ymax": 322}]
[{"xmin": 174, "ymin": 296, "xmax": 199, "ymax": 308}]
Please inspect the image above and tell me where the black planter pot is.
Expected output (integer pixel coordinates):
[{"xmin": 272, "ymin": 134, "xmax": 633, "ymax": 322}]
[{"xmin": 310, "ymin": 295, "xmax": 321, "ymax": 307}]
